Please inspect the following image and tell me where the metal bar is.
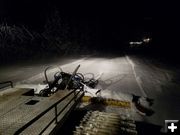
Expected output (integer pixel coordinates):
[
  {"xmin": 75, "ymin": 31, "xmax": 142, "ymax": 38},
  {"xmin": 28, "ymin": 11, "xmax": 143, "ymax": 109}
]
[
  {"xmin": 50, "ymin": 91, "xmax": 84, "ymax": 135},
  {"xmin": 44, "ymin": 65, "xmax": 63, "ymax": 85},
  {"xmin": 0, "ymin": 81, "xmax": 13, "ymax": 89},
  {"xmin": 39, "ymin": 90, "xmax": 82, "ymax": 135},
  {"xmin": 55, "ymin": 105, "xmax": 58, "ymax": 124},
  {"xmin": 57, "ymin": 90, "xmax": 81, "ymax": 117},
  {"xmin": 44, "ymin": 66, "xmax": 53, "ymax": 84},
  {"xmin": 65, "ymin": 64, "xmax": 80, "ymax": 90},
  {"xmin": 14, "ymin": 90, "xmax": 77, "ymax": 135},
  {"xmin": 38, "ymin": 116, "xmax": 58, "ymax": 134}
]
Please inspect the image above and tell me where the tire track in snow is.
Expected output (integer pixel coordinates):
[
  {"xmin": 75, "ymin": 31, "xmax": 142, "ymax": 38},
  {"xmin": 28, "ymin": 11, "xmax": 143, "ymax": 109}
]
[{"xmin": 126, "ymin": 55, "xmax": 147, "ymax": 97}]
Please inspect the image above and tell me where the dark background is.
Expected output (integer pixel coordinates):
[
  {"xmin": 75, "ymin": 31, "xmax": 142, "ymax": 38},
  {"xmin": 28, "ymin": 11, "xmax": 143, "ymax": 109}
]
[
  {"xmin": 0, "ymin": 0, "xmax": 179, "ymax": 61},
  {"xmin": 0, "ymin": 1, "xmax": 152, "ymax": 39}
]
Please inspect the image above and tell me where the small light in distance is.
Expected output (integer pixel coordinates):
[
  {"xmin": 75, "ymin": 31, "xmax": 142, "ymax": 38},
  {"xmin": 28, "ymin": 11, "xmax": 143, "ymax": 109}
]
[
  {"xmin": 129, "ymin": 41, "xmax": 143, "ymax": 45},
  {"xmin": 143, "ymin": 38, "xmax": 151, "ymax": 43}
]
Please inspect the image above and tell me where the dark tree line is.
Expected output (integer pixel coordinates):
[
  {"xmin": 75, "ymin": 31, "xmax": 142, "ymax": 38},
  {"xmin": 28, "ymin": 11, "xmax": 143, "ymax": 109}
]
[{"xmin": 0, "ymin": 9, "xmax": 95, "ymax": 64}]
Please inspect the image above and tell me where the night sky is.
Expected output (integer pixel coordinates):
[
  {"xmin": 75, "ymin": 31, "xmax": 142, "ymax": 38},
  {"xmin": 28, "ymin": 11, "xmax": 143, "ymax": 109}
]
[
  {"xmin": 0, "ymin": 0, "xmax": 155, "ymax": 52},
  {"xmin": 1, "ymin": 1, "xmax": 180, "ymax": 62},
  {"xmin": 0, "ymin": 1, "xmax": 152, "ymax": 31}
]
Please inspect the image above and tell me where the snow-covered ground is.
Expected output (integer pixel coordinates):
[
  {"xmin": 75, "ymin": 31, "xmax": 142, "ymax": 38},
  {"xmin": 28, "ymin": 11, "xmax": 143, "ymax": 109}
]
[{"xmin": 0, "ymin": 54, "xmax": 180, "ymax": 128}]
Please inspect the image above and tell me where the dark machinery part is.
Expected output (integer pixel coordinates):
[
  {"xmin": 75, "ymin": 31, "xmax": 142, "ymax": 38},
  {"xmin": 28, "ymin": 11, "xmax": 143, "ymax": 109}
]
[
  {"xmin": 84, "ymin": 79, "xmax": 98, "ymax": 88},
  {"xmin": 41, "ymin": 65, "xmax": 98, "ymax": 97},
  {"xmin": 0, "ymin": 81, "xmax": 13, "ymax": 89}
]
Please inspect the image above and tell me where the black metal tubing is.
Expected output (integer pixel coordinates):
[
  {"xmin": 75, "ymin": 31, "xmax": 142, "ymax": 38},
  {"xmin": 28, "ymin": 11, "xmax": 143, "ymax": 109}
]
[
  {"xmin": 44, "ymin": 65, "xmax": 63, "ymax": 85},
  {"xmin": 0, "ymin": 81, "xmax": 13, "ymax": 89},
  {"xmin": 65, "ymin": 64, "xmax": 80, "ymax": 90},
  {"xmin": 44, "ymin": 66, "xmax": 53, "ymax": 84},
  {"xmin": 50, "ymin": 91, "xmax": 84, "ymax": 135},
  {"xmin": 14, "ymin": 90, "xmax": 82, "ymax": 135},
  {"xmin": 55, "ymin": 105, "xmax": 58, "ymax": 124},
  {"xmin": 39, "ymin": 90, "xmax": 82, "ymax": 134}
]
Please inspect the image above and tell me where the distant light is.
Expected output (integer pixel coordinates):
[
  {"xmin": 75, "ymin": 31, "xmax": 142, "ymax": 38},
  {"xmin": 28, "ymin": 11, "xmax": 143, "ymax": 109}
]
[
  {"xmin": 143, "ymin": 38, "xmax": 151, "ymax": 43},
  {"xmin": 129, "ymin": 41, "xmax": 143, "ymax": 45},
  {"xmin": 136, "ymin": 41, "xmax": 143, "ymax": 44},
  {"xmin": 129, "ymin": 42, "xmax": 134, "ymax": 45}
]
